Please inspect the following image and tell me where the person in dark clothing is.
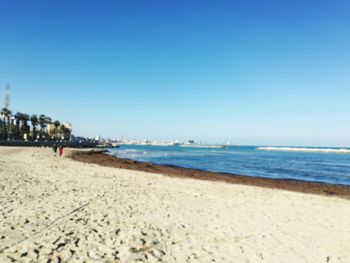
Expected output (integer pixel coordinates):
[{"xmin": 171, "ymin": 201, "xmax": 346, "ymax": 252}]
[{"xmin": 52, "ymin": 144, "xmax": 58, "ymax": 156}]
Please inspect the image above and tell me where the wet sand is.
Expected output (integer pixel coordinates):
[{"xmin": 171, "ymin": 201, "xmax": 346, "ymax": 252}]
[
  {"xmin": 1, "ymin": 147, "xmax": 350, "ymax": 262},
  {"xmin": 72, "ymin": 150, "xmax": 350, "ymax": 199}
]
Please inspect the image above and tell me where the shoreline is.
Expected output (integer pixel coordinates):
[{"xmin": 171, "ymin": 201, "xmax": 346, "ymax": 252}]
[
  {"xmin": 2, "ymin": 147, "xmax": 350, "ymax": 262},
  {"xmin": 71, "ymin": 150, "xmax": 350, "ymax": 199}
]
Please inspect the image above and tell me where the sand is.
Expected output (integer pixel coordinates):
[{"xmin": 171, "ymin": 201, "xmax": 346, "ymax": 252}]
[
  {"xmin": 72, "ymin": 150, "xmax": 350, "ymax": 199},
  {"xmin": 0, "ymin": 147, "xmax": 349, "ymax": 262}
]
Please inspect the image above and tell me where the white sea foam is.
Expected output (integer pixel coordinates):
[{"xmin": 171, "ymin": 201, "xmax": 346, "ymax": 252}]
[{"xmin": 257, "ymin": 147, "xmax": 350, "ymax": 154}]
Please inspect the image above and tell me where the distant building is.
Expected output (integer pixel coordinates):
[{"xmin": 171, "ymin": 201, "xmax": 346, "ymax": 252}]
[
  {"xmin": 0, "ymin": 113, "xmax": 7, "ymax": 139},
  {"xmin": 47, "ymin": 122, "xmax": 72, "ymax": 140},
  {"xmin": 63, "ymin": 122, "xmax": 72, "ymax": 131},
  {"xmin": 0, "ymin": 112, "xmax": 6, "ymax": 123}
]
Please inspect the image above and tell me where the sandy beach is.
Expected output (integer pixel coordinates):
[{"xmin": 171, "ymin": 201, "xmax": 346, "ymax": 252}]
[{"xmin": 1, "ymin": 147, "xmax": 350, "ymax": 262}]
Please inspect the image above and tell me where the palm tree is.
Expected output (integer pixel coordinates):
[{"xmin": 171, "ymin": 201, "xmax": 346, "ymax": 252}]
[
  {"xmin": 30, "ymin": 114, "xmax": 39, "ymax": 139},
  {"xmin": 1, "ymin": 108, "xmax": 11, "ymax": 119},
  {"xmin": 1, "ymin": 107, "xmax": 12, "ymax": 139},
  {"xmin": 39, "ymin": 114, "xmax": 51, "ymax": 139},
  {"xmin": 45, "ymin": 116, "xmax": 52, "ymax": 125},
  {"xmin": 39, "ymin": 114, "xmax": 46, "ymax": 132},
  {"xmin": 20, "ymin": 114, "xmax": 30, "ymax": 140},
  {"xmin": 14, "ymin": 112, "xmax": 23, "ymax": 139},
  {"xmin": 53, "ymin": 120, "xmax": 60, "ymax": 129},
  {"xmin": 53, "ymin": 120, "xmax": 60, "ymax": 139},
  {"xmin": 1, "ymin": 108, "xmax": 6, "ymax": 139}
]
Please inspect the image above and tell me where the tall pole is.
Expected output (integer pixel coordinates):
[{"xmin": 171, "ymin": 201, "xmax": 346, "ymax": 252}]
[{"xmin": 4, "ymin": 84, "xmax": 10, "ymax": 109}]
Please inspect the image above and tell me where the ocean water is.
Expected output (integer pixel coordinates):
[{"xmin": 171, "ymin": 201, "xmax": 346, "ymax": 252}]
[{"xmin": 109, "ymin": 145, "xmax": 350, "ymax": 186}]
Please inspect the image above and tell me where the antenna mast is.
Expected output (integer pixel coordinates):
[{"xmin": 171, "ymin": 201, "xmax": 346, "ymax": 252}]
[{"xmin": 3, "ymin": 84, "xmax": 10, "ymax": 109}]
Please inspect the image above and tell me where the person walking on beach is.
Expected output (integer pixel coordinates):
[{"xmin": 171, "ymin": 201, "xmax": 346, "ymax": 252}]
[
  {"xmin": 52, "ymin": 144, "xmax": 58, "ymax": 156},
  {"xmin": 58, "ymin": 145, "xmax": 64, "ymax": 157}
]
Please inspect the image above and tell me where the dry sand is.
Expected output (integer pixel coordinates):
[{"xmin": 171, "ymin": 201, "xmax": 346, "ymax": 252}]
[{"xmin": 0, "ymin": 147, "xmax": 349, "ymax": 262}]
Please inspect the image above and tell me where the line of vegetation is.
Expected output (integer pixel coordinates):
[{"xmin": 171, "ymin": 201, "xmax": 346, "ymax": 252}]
[{"xmin": 0, "ymin": 107, "xmax": 71, "ymax": 141}]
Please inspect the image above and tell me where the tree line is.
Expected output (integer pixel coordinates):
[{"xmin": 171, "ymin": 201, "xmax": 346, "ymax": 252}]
[{"xmin": 0, "ymin": 107, "xmax": 71, "ymax": 141}]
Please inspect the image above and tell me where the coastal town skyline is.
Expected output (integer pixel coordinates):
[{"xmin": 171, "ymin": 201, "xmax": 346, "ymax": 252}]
[{"xmin": 1, "ymin": 1, "xmax": 349, "ymax": 147}]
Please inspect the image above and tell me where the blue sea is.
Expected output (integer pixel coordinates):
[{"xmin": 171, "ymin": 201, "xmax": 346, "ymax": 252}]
[{"xmin": 109, "ymin": 145, "xmax": 350, "ymax": 186}]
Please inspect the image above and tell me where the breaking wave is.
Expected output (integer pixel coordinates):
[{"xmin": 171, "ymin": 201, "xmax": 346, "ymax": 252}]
[{"xmin": 257, "ymin": 147, "xmax": 350, "ymax": 154}]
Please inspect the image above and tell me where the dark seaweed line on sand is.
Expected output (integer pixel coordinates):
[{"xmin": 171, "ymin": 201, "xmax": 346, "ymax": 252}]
[{"xmin": 70, "ymin": 151, "xmax": 350, "ymax": 200}]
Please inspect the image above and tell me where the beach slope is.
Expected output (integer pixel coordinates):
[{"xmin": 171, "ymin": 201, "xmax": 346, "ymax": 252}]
[{"xmin": 0, "ymin": 147, "xmax": 349, "ymax": 262}]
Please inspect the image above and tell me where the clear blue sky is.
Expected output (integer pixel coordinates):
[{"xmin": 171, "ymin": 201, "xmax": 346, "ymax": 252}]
[{"xmin": 1, "ymin": 0, "xmax": 349, "ymax": 146}]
